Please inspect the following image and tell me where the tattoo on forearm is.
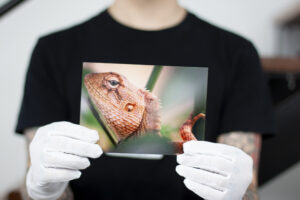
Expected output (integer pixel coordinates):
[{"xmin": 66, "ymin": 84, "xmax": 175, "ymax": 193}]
[{"xmin": 217, "ymin": 132, "xmax": 261, "ymax": 200}]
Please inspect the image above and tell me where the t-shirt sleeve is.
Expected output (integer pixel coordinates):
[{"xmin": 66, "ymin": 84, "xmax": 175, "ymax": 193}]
[
  {"xmin": 15, "ymin": 38, "xmax": 67, "ymax": 134},
  {"xmin": 219, "ymin": 41, "xmax": 275, "ymax": 136}
]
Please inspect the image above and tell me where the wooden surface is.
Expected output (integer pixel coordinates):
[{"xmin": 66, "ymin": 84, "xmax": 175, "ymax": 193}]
[{"xmin": 261, "ymin": 58, "xmax": 300, "ymax": 74}]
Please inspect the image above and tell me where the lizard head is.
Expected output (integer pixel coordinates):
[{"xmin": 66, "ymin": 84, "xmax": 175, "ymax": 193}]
[{"xmin": 84, "ymin": 72, "xmax": 151, "ymax": 141}]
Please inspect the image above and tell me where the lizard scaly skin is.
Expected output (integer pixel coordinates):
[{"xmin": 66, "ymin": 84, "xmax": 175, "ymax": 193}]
[{"xmin": 84, "ymin": 72, "xmax": 205, "ymax": 153}]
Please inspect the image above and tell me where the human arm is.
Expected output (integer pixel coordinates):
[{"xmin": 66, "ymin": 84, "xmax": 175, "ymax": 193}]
[
  {"xmin": 24, "ymin": 122, "xmax": 102, "ymax": 200},
  {"xmin": 218, "ymin": 132, "xmax": 261, "ymax": 200}
]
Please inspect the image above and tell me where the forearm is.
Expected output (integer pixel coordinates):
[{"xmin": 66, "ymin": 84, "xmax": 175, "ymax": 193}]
[
  {"xmin": 217, "ymin": 132, "xmax": 261, "ymax": 200},
  {"xmin": 24, "ymin": 128, "xmax": 74, "ymax": 200}
]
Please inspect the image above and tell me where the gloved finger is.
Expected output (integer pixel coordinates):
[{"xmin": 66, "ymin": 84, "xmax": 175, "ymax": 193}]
[
  {"xmin": 183, "ymin": 179, "xmax": 225, "ymax": 200},
  {"xmin": 176, "ymin": 165, "xmax": 228, "ymax": 189},
  {"xmin": 177, "ymin": 154, "xmax": 232, "ymax": 175},
  {"xmin": 47, "ymin": 136, "xmax": 102, "ymax": 158},
  {"xmin": 41, "ymin": 167, "xmax": 81, "ymax": 183},
  {"xmin": 43, "ymin": 151, "xmax": 90, "ymax": 170},
  {"xmin": 183, "ymin": 141, "xmax": 237, "ymax": 161},
  {"xmin": 50, "ymin": 121, "xmax": 99, "ymax": 143}
]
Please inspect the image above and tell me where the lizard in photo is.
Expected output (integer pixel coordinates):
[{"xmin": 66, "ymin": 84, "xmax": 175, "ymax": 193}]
[{"xmin": 84, "ymin": 72, "xmax": 205, "ymax": 153}]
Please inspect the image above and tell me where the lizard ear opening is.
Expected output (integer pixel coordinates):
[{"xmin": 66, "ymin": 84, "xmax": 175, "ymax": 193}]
[{"xmin": 125, "ymin": 103, "xmax": 135, "ymax": 112}]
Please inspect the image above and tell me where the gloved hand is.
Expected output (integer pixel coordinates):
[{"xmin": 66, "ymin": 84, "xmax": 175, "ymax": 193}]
[
  {"xmin": 176, "ymin": 141, "xmax": 253, "ymax": 200},
  {"xmin": 26, "ymin": 121, "xmax": 102, "ymax": 200}
]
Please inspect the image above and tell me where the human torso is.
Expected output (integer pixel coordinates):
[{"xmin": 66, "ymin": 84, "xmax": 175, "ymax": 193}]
[{"xmin": 44, "ymin": 10, "xmax": 245, "ymax": 200}]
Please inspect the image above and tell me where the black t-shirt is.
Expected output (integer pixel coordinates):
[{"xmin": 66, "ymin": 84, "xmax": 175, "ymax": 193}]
[{"xmin": 16, "ymin": 10, "xmax": 275, "ymax": 200}]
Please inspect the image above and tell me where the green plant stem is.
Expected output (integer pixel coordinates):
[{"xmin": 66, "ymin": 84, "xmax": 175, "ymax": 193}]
[{"xmin": 146, "ymin": 65, "xmax": 163, "ymax": 92}]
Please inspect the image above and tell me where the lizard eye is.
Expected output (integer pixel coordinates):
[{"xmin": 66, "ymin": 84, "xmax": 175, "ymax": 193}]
[{"xmin": 107, "ymin": 77, "xmax": 119, "ymax": 88}]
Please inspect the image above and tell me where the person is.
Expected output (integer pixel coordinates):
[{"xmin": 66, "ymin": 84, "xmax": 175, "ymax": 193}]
[{"xmin": 16, "ymin": 0, "xmax": 275, "ymax": 199}]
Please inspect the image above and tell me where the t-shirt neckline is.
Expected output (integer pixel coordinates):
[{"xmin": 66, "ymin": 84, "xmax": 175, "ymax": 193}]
[{"xmin": 101, "ymin": 9, "xmax": 192, "ymax": 34}]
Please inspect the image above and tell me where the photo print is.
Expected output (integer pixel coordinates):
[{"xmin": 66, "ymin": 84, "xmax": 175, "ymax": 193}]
[{"xmin": 80, "ymin": 62, "xmax": 208, "ymax": 154}]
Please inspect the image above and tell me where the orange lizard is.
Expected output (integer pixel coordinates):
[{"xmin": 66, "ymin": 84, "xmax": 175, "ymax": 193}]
[{"xmin": 84, "ymin": 72, "xmax": 205, "ymax": 153}]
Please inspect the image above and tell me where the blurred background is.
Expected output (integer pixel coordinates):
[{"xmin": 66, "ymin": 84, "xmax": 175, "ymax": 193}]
[{"xmin": 0, "ymin": 0, "xmax": 299, "ymax": 199}]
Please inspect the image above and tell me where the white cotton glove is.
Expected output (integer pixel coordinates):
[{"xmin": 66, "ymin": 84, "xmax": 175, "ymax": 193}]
[
  {"xmin": 26, "ymin": 121, "xmax": 102, "ymax": 200},
  {"xmin": 176, "ymin": 141, "xmax": 253, "ymax": 200}
]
